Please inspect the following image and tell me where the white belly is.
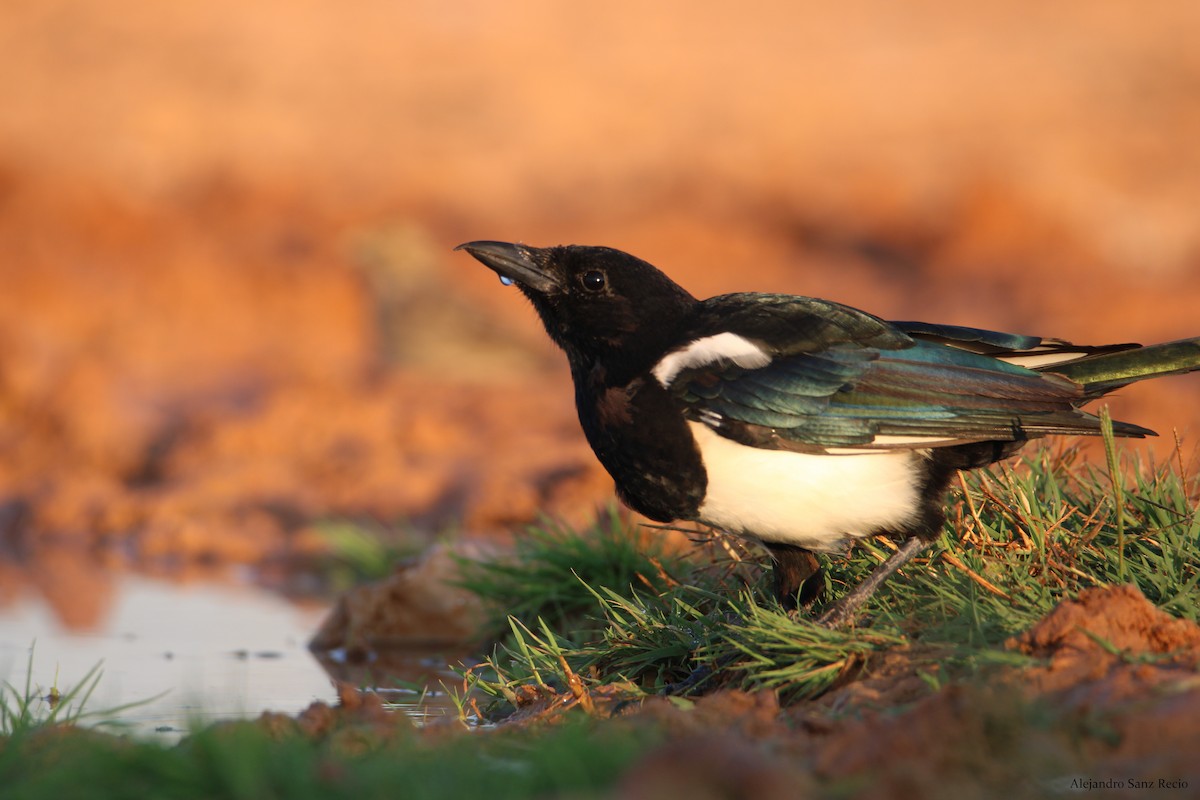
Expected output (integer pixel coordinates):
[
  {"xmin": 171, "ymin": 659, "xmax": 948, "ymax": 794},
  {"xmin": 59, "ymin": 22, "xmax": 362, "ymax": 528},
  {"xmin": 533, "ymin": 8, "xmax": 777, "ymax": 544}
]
[{"xmin": 689, "ymin": 422, "xmax": 923, "ymax": 552}]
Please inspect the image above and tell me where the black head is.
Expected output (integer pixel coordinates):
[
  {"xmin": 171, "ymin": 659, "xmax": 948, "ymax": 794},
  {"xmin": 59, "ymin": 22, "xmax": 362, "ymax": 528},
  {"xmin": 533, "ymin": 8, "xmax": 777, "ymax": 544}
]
[{"xmin": 457, "ymin": 241, "xmax": 697, "ymax": 374}]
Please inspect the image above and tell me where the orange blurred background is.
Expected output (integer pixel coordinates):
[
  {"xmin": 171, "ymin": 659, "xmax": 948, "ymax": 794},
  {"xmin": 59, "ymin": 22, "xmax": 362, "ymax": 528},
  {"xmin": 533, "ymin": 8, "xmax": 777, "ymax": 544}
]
[{"xmin": 3, "ymin": 0, "xmax": 1200, "ymax": 617}]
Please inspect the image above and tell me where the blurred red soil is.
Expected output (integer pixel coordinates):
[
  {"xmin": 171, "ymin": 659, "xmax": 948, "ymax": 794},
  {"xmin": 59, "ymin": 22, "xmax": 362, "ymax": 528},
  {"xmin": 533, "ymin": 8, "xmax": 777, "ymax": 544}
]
[{"xmin": 3, "ymin": 0, "xmax": 1200, "ymax": 609}]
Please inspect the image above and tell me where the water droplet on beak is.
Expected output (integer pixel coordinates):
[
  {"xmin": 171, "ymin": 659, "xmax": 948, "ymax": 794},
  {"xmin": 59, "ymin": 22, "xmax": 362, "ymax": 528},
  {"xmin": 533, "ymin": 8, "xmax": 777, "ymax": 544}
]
[{"xmin": 499, "ymin": 275, "xmax": 514, "ymax": 286}]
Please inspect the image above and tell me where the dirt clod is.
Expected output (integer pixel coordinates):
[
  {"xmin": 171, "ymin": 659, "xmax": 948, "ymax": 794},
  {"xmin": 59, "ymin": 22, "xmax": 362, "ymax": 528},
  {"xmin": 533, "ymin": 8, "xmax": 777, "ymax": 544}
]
[
  {"xmin": 309, "ymin": 542, "xmax": 492, "ymax": 653},
  {"xmin": 1008, "ymin": 584, "xmax": 1200, "ymax": 697}
]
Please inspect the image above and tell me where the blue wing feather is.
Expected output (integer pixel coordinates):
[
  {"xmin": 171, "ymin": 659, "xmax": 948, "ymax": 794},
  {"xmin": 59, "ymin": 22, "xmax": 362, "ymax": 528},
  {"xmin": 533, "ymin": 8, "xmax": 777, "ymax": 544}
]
[{"xmin": 669, "ymin": 298, "xmax": 1147, "ymax": 451}]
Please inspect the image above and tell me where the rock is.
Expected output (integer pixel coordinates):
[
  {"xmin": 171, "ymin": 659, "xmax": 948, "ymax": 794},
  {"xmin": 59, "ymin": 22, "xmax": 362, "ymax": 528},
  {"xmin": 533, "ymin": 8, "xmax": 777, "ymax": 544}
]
[{"xmin": 309, "ymin": 542, "xmax": 492, "ymax": 654}]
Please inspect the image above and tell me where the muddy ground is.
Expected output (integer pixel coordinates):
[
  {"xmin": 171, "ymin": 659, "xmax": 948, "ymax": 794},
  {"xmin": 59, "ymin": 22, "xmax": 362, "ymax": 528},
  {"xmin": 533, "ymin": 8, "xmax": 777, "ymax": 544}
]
[
  {"xmin": 270, "ymin": 585, "xmax": 1200, "ymax": 798},
  {"xmin": 3, "ymin": 0, "xmax": 1200, "ymax": 792}
]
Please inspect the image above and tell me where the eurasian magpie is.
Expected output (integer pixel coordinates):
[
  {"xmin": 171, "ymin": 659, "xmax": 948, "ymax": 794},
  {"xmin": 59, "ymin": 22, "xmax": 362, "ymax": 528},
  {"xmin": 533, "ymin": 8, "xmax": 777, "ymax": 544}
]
[{"xmin": 457, "ymin": 240, "xmax": 1200, "ymax": 626}]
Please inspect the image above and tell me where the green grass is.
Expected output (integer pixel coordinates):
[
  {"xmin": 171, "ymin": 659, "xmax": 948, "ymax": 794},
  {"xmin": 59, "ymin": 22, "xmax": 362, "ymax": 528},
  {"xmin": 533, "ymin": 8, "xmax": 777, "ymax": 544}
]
[
  {"xmin": 0, "ymin": 711, "xmax": 659, "ymax": 800},
  {"xmin": 1, "ymin": 647, "xmax": 156, "ymax": 737},
  {"xmin": 454, "ymin": 508, "xmax": 685, "ymax": 640},
  {"xmin": 465, "ymin": 435, "xmax": 1200, "ymax": 715}
]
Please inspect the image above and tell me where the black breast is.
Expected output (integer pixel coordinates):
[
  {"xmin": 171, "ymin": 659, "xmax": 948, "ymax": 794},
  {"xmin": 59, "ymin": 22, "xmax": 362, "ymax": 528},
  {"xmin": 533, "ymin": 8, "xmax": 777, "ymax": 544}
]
[{"xmin": 574, "ymin": 368, "xmax": 706, "ymax": 522}]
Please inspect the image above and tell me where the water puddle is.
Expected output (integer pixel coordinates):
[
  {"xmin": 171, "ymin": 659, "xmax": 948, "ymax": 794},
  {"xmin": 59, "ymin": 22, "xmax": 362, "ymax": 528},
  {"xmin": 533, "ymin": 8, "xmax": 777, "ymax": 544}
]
[{"xmin": 0, "ymin": 573, "xmax": 465, "ymax": 738}]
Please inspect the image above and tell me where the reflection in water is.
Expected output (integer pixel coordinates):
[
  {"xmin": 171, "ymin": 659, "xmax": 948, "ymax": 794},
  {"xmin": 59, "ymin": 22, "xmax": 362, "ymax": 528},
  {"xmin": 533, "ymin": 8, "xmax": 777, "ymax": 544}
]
[
  {"xmin": 0, "ymin": 550, "xmax": 117, "ymax": 631},
  {"xmin": 0, "ymin": 574, "xmax": 465, "ymax": 737},
  {"xmin": 314, "ymin": 646, "xmax": 474, "ymax": 720}
]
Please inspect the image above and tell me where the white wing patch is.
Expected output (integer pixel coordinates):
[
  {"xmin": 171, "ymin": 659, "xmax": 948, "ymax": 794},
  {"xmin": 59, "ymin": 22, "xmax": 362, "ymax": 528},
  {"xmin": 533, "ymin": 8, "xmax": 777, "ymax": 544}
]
[
  {"xmin": 823, "ymin": 435, "xmax": 982, "ymax": 454},
  {"xmin": 652, "ymin": 332, "xmax": 771, "ymax": 388},
  {"xmin": 997, "ymin": 350, "xmax": 1094, "ymax": 369}
]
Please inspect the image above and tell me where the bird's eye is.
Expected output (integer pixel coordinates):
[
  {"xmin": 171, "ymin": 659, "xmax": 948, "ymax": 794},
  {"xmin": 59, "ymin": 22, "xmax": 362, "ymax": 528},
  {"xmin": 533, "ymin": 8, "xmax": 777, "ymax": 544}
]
[{"xmin": 580, "ymin": 270, "xmax": 606, "ymax": 291}]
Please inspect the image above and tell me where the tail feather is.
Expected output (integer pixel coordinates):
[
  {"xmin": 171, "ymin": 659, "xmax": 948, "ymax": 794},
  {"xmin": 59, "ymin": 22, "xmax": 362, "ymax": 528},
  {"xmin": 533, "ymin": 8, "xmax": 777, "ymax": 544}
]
[{"xmin": 1042, "ymin": 337, "xmax": 1200, "ymax": 397}]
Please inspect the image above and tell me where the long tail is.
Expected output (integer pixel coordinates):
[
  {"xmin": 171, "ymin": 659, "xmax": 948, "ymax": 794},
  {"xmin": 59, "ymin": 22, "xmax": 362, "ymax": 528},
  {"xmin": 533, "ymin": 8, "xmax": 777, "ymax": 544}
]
[{"xmin": 1044, "ymin": 337, "xmax": 1200, "ymax": 397}]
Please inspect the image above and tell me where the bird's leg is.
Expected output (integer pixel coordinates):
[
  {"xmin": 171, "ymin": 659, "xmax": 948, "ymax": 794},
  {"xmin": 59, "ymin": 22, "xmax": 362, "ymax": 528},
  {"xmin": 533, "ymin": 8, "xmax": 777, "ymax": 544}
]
[
  {"xmin": 815, "ymin": 537, "xmax": 931, "ymax": 628},
  {"xmin": 764, "ymin": 543, "xmax": 824, "ymax": 610}
]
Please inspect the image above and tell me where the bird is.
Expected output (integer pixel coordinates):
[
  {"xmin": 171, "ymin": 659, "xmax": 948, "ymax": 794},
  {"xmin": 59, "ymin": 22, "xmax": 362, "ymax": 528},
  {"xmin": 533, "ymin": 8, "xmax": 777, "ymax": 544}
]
[{"xmin": 456, "ymin": 240, "xmax": 1200, "ymax": 626}]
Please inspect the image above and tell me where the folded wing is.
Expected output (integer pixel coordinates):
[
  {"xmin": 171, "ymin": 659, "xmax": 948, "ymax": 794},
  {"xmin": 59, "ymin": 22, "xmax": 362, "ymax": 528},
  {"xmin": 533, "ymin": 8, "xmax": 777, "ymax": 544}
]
[{"xmin": 664, "ymin": 296, "xmax": 1152, "ymax": 453}]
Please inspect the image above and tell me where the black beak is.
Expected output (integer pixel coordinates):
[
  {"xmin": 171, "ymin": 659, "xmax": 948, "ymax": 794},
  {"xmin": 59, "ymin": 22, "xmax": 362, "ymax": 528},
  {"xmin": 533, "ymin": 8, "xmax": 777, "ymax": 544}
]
[{"xmin": 454, "ymin": 241, "xmax": 560, "ymax": 293}]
